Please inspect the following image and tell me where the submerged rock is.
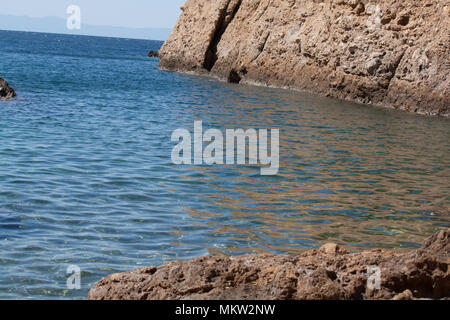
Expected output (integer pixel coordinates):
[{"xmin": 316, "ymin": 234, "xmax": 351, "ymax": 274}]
[
  {"xmin": 88, "ymin": 228, "xmax": 449, "ymax": 300},
  {"xmin": 0, "ymin": 78, "xmax": 16, "ymax": 100},
  {"xmin": 159, "ymin": 0, "xmax": 449, "ymax": 116}
]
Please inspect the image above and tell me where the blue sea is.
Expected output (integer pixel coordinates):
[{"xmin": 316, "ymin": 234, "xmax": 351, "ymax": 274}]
[{"xmin": 0, "ymin": 30, "xmax": 449, "ymax": 299}]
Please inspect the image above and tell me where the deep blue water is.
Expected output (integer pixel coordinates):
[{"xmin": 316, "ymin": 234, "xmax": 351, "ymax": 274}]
[{"xmin": 0, "ymin": 30, "xmax": 449, "ymax": 299}]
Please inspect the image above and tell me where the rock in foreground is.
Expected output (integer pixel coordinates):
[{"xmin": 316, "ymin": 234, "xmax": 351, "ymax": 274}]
[
  {"xmin": 0, "ymin": 78, "xmax": 16, "ymax": 100},
  {"xmin": 159, "ymin": 0, "xmax": 449, "ymax": 116},
  {"xmin": 88, "ymin": 229, "xmax": 449, "ymax": 300}
]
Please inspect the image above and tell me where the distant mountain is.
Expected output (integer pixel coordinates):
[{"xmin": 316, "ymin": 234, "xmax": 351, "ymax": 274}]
[{"xmin": 0, "ymin": 14, "xmax": 171, "ymax": 41}]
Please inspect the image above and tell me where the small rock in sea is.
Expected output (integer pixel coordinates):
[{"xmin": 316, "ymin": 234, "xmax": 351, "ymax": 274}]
[
  {"xmin": 147, "ymin": 50, "xmax": 159, "ymax": 58},
  {"xmin": 0, "ymin": 77, "xmax": 16, "ymax": 100}
]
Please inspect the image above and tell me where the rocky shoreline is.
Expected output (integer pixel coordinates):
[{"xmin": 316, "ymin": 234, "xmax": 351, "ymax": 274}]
[
  {"xmin": 0, "ymin": 77, "xmax": 16, "ymax": 100},
  {"xmin": 88, "ymin": 228, "xmax": 449, "ymax": 300},
  {"xmin": 158, "ymin": 0, "xmax": 449, "ymax": 116}
]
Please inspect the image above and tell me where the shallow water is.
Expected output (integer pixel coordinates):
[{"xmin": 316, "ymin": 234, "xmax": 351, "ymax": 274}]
[{"xmin": 0, "ymin": 30, "xmax": 449, "ymax": 299}]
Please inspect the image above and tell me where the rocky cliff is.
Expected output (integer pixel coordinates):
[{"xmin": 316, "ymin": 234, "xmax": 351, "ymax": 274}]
[
  {"xmin": 88, "ymin": 229, "xmax": 449, "ymax": 300},
  {"xmin": 159, "ymin": 0, "xmax": 449, "ymax": 116}
]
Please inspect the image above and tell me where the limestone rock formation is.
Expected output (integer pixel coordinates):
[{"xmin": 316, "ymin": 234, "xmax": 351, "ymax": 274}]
[
  {"xmin": 159, "ymin": 0, "xmax": 450, "ymax": 116},
  {"xmin": 88, "ymin": 228, "xmax": 449, "ymax": 300},
  {"xmin": 0, "ymin": 78, "xmax": 16, "ymax": 100}
]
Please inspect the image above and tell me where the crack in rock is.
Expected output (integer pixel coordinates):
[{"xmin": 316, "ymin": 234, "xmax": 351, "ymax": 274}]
[{"xmin": 203, "ymin": 0, "xmax": 243, "ymax": 71}]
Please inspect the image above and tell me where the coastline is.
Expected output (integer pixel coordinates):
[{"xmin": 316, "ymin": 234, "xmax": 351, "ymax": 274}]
[
  {"xmin": 158, "ymin": 65, "xmax": 450, "ymax": 118},
  {"xmin": 89, "ymin": 1, "xmax": 450, "ymax": 300},
  {"xmin": 158, "ymin": 0, "xmax": 449, "ymax": 117},
  {"xmin": 88, "ymin": 229, "xmax": 449, "ymax": 300},
  {"xmin": 1, "ymin": 3, "xmax": 449, "ymax": 302}
]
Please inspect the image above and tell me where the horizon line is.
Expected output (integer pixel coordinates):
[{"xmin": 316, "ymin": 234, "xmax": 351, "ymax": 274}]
[
  {"xmin": 0, "ymin": 13, "xmax": 174, "ymax": 31},
  {"xmin": 0, "ymin": 29, "xmax": 168, "ymax": 42}
]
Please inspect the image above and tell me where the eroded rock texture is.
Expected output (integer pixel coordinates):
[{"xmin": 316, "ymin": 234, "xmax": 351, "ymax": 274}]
[
  {"xmin": 159, "ymin": 0, "xmax": 450, "ymax": 116},
  {"xmin": 0, "ymin": 78, "xmax": 16, "ymax": 100},
  {"xmin": 88, "ymin": 228, "xmax": 449, "ymax": 300}
]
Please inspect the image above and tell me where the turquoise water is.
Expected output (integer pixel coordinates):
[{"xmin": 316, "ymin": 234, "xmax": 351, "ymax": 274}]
[{"xmin": 0, "ymin": 30, "xmax": 449, "ymax": 299}]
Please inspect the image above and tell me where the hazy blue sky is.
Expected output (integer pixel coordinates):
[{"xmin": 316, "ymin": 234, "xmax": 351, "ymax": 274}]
[{"xmin": 0, "ymin": 0, "xmax": 186, "ymax": 29}]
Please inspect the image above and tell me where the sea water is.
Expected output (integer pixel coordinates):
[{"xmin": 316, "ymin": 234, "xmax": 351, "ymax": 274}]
[{"xmin": 0, "ymin": 30, "xmax": 448, "ymax": 299}]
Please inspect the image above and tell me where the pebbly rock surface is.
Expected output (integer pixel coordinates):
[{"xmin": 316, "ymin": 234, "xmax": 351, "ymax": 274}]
[
  {"xmin": 159, "ymin": 0, "xmax": 450, "ymax": 116},
  {"xmin": 0, "ymin": 78, "xmax": 16, "ymax": 100},
  {"xmin": 88, "ymin": 228, "xmax": 449, "ymax": 300}
]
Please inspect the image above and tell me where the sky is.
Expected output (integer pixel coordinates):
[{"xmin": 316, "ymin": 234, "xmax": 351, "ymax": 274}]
[{"xmin": 0, "ymin": 0, "xmax": 186, "ymax": 29}]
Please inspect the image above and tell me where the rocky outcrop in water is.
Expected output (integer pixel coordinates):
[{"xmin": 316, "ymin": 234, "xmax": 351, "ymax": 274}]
[
  {"xmin": 159, "ymin": 0, "xmax": 449, "ymax": 116},
  {"xmin": 0, "ymin": 78, "xmax": 16, "ymax": 100},
  {"xmin": 148, "ymin": 50, "xmax": 159, "ymax": 58},
  {"xmin": 88, "ymin": 228, "xmax": 449, "ymax": 300}
]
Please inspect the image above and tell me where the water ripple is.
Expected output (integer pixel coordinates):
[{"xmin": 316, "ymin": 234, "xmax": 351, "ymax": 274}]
[{"xmin": 0, "ymin": 31, "xmax": 449, "ymax": 299}]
